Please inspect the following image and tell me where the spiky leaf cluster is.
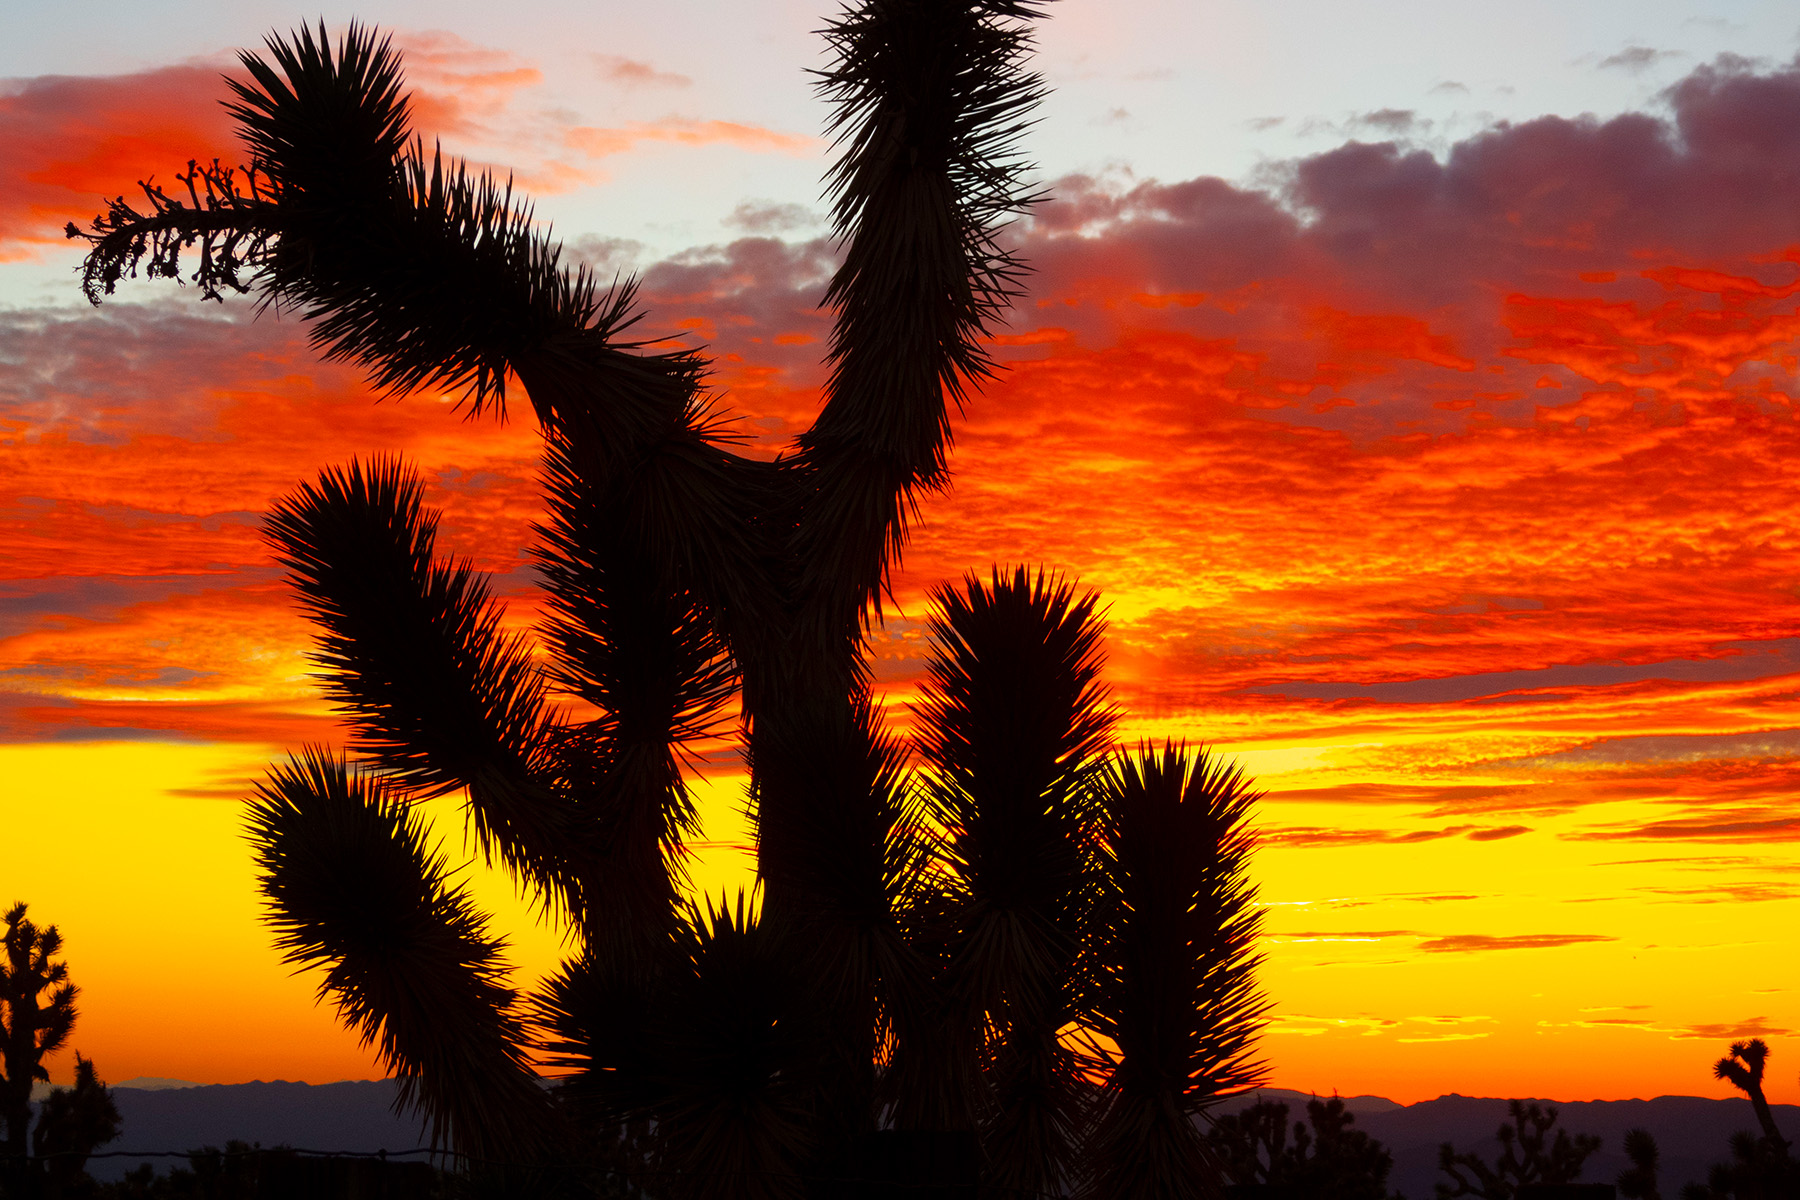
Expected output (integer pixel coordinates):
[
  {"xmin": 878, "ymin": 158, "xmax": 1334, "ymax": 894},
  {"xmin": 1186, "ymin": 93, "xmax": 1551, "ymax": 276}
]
[
  {"xmin": 264, "ymin": 460, "xmax": 576, "ymax": 908},
  {"xmin": 245, "ymin": 750, "xmax": 552, "ymax": 1158},
  {"xmin": 1081, "ymin": 747, "xmax": 1267, "ymax": 1200},
  {"xmin": 70, "ymin": 23, "xmax": 604, "ymax": 412}
]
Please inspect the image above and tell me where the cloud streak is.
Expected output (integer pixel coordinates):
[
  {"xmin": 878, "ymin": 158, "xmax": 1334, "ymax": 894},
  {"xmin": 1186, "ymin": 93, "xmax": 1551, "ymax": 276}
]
[{"xmin": 1416, "ymin": 934, "xmax": 1617, "ymax": 953}]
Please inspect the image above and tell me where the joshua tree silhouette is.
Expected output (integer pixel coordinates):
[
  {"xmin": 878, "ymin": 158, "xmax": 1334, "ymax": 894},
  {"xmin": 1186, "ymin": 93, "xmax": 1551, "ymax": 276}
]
[
  {"xmin": 1682, "ymin": 1037, "xmax": 1796, "ymax": 1199},
  {"xmin": 1206, "ymin": 1095, "xmax": 1403, "ymax": 1199},
  {"xmin": 0, "ymin": 904, "xmax": 119, "ymax": 1200},
  {"xmin": 1, "ymin": 903, "xmax": 77, "ymax": 1195},
  {"xmin": 70, "ymin": 4, "xmax": 1268, "ymax": 1194},
  {"xmin": 32, "ymin": 1053, "xmax": 122, "ymax": 1195},
  {"xmin": 1617, "ymin": 1126, "xmax": 1663, "ymax": 1200},
  {"xmin": 1436, "ymin": 1100, "xmax": 1602, "ymax": 1199},
  {"xmin": 1713, "ymin": 1039, "xmax": 1789, "ymax": 1157}
]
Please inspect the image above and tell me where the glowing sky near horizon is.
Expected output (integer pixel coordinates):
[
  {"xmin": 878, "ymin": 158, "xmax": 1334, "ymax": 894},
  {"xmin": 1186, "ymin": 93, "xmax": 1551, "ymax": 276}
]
[{"xmin": 4, "ymin": 1, "xmax": 1800, "ymax": 1106}]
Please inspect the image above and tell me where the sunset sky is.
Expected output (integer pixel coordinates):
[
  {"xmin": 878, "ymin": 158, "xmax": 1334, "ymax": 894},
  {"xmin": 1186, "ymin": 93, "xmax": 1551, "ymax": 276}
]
[{"xmin": 4, "ymin": 1, "xmax": 1800, "ymax": 1108}]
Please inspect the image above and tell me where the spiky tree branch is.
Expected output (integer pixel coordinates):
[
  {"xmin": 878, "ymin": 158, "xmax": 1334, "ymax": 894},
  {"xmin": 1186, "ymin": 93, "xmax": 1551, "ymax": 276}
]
[
  {"xmin": 1714, "ymin": 1038, "xmax": 1790, "ymax": 1156},
  {"xmin": 534, "ymin": 426, "xmax": 740, "ymax": 960},
  {"xmin": 246, "ymin": 750, "xmax": 554, "ymax": 1159},
  {"xmin": 264, "ymin": 459, "xmax": 579, "ymax": 912},
  {"xmin": 1077, "ymin": 744, "xmax": 1267, "ymax": 1200},
  {"xmin": 912, "ymin": 568, "xmax": 1115, "ymax": 1194},
  {"xmin": 789, "ymin": 0, "xmax": 1047, "ymax": 659}
]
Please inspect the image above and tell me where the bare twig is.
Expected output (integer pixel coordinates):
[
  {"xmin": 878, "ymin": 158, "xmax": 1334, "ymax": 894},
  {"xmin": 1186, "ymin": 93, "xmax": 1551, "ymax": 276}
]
[{"xmin": 66, "ymin": 158, "xmax": 279, "ymax": 304}]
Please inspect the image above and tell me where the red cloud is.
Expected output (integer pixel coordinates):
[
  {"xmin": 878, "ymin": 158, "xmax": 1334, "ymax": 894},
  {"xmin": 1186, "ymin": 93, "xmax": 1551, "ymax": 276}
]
[
  {"xmin": 0, "ymin": 41, "xmax": 547, "ymax": 256},
  {"xmin": 0, "ymin": 66, "xmax": 238, "ymax": 255},
  {"xmin": 7, "ymin": 55, "xmax": 1800, "ymax": 838},
  {"xmin": 1416, "ymin": 934, "xmax": 1615, "ymax": 953},
  {"xmin": 1573, "ymin": 810, "xmax": 1800, "ymax": 842}
]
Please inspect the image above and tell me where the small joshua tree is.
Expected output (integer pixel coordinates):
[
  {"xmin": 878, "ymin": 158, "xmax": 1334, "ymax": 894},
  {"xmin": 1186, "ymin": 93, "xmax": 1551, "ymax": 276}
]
[
  {"xmin": 0, "ymin": 905, "xmax": 118, "ymax": 1199},
  {"xmin": 1436, "ymin": 1100, "xmax": 1602, "ymax": 1200},
  {"xmin": 33, "ymin": 1054, "xmax": 123, "ymax": 1195},
  {"xmin": 1206, "ymin": 1096, "xmax": 1403, "ymax": 1200},
  {"xmin": 1618, "ymin": 1127, "xmax": 1663, "ymax": 1200},
  {"xmin": 1681, "ymin": 1038, "xmax": 1797, "ymax": 1200},
  {"xmin": 1713, "ymin": 1040, "xmax": 1789, "ymax": 1158},
  {"xmin": 1, "ymin": 904, "xmax": 78, "ymax": 1194}
]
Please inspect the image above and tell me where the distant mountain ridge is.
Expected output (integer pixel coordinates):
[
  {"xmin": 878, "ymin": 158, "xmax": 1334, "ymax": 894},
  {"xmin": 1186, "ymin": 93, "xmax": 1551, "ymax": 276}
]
[
  {"xmin": 97, "ymin": 1080, "xmax": 427, "ymax": 1182},
  {"xmin": 96, "ymin": 1080, "xmax": 1797, "ymax": 1195}
]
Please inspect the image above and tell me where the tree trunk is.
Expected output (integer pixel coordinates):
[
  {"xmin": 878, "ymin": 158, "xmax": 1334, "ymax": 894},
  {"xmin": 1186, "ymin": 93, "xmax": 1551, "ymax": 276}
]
[{"xmin": 2, "ymin": 992, "xmax": 38, "ymax": 1199}]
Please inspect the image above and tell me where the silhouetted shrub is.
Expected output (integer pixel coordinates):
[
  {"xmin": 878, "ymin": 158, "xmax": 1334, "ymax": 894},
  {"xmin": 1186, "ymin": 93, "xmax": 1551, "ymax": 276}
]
[
  {"xmin": 1437, "ymin": 1100, "xmax": 1602, "ymax": 1199},
  {"xmin": 1208, "ymin": 1096, "xmax": 1402, "ymax": 1199}
]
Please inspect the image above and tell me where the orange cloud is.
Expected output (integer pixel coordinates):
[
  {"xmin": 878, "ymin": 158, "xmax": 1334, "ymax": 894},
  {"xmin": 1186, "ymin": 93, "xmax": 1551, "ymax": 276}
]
[
  {"xmin": 386, "ymin": 30, "xmax": 545, "ymax": 150},
  {"xmin": 565, "ymin": 119, "xmax": 816, "ymax": 159},
  {"xmin": 593, "ymin": 55, "xmax": 692, "ymax": 89}
]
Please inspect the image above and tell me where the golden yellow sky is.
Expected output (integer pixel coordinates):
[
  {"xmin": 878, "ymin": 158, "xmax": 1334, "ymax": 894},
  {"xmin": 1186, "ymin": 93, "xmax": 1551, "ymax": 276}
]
[{"xmin": 3, "ymin": 33, "xmax": 1799, "ymax": 1106}]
